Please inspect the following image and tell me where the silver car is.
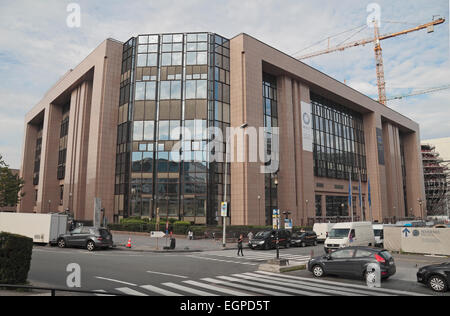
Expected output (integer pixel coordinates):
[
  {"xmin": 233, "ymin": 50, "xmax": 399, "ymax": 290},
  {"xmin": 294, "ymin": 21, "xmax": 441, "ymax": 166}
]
[{"xmin": 57, "ymin": 226, "xmax": 113, "ymax": 251}]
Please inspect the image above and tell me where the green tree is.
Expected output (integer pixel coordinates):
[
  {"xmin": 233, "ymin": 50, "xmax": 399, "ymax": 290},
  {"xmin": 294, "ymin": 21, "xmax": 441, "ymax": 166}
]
[{"xmin": 0, "ymin": 155, "xmax": 24, "ymax": 208}]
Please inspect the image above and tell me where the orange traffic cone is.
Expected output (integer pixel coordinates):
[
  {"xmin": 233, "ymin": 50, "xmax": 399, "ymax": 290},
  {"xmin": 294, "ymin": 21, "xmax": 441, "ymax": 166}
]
[{"xmin": 126, "ymin": 238, "xmax": 132, "ymax": 248}]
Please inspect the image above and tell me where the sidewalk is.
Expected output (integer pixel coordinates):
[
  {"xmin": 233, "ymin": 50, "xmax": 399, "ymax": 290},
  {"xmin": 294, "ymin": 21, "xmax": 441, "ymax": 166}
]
[{"xmin": 112, "ymin": 232, "xmax": 240, "ymax": 253}]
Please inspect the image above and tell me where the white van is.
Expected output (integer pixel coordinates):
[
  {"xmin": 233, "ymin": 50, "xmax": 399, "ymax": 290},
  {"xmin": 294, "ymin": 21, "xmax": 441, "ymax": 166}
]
[
  {"xmin": 373, "ymin": 224, "xmax": 384, "ymax": 247},
  {"xmin": 313, "ymin": 223, "xmax": 335, "ymax": 243},
  {"xmin": 324, "ymin": 222, "xmax": 376, "ymax": 253}
]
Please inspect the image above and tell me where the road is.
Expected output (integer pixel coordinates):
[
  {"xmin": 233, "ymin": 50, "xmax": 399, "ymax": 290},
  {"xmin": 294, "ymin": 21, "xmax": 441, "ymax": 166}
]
[{"xmin": 24, "ymin": 244, "xmax": 449, "ymax": 296}]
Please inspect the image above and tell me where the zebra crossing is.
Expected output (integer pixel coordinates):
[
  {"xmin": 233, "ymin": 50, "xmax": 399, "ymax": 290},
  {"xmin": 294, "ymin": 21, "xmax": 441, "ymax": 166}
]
[
  {"xmin": 94, "ymin": 271, "xmax": 427, "ymax": 297},
  {"xmin": 187, "ymin": 249, "xmax": 312, "ymax": 266}
]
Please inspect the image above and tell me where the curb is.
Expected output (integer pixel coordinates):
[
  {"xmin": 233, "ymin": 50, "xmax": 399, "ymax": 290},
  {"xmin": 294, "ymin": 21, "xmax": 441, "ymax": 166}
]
[{"xmin": 113, "ymin": 246, "xmax": 240, "ymax": 253}]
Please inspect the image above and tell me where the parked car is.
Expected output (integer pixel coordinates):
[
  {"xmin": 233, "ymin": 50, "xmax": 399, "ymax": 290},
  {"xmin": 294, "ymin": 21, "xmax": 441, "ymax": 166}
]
[
  {"xmin": 417, "ymin": 263, "xmax": 450, "ymax": 293},
  {"xmin": 308, "ymin": 246, "xmax": 396, "ymax": 280},
  {"xmin": 290, "ymin": 231, "xmax": 318, "ymax": 247},
  {"xmin": 325, "ymin": 222, "xmax": 376, "ymax": 253},
  {"xmin": 248, "ymin": 229, "xmax": 291, "ymax": 250},
  {"xmin": 313, "ymin": 223, "xmax": 335, "ymax": 243},
  {"xmin": 57, "ymin": 226, "xmax": 113, "ymax": 251}
]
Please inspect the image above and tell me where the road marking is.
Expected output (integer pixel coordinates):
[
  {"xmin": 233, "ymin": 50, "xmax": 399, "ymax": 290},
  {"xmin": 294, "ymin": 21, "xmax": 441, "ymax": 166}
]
[
  {"xmin": 95, "ymin": 276, "xmax": 137, "ymax": 287},
  {"xmin": 162, "ymin": 282, "xmax": 218, "ymax": 296},
  {"xmin": 201, "ymin": 278, "xmax": 291, "ymax": 296},
  {"xmin": 116, "ymin": 287, "xmax": 148, "ymax": 296},
  {"xmin": 146, "ymin": 271, "xmax": 188, "ymax": 279},
  {"xmin": 254, "ymin": 271, "xmax": 429, "ymax": 296},
  {"xmin": 186, "ymin": 255, "xmax": 258, "ymax": 266},
  {"xmin": 141, "ymin": 285, "xmax": 183, "ymax": 296},
  {"xmin": 216, "ymin": 275, "xmax": 328, "ymax": 296},
  {"xmin": 244, "ymin": 272, "xmax": 387, "ymax": 296},
  {"xmin": 240, "ymin": 272, "xmax": 372, "ymax": 296},
  {"xmin": 183, "ymin": 280, "xmax": 252, "ymax": 296}
]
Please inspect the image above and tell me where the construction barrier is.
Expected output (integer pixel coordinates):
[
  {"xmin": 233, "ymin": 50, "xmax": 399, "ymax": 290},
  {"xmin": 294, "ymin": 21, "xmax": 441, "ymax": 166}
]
[{"xmin": 384, "ymin": 226, "xmax": 450, "ymax": 256}]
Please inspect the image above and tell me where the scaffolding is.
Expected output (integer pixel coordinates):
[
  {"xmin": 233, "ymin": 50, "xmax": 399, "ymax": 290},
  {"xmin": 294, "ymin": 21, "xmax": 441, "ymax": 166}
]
[{"xmin": 421, "ymin": 144, "xmax": 449, "ymax": 216}]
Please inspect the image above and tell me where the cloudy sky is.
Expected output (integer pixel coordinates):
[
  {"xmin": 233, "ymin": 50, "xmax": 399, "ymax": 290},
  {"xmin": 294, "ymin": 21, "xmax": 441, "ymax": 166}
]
[{"xmin": 0, "ymin": 0, "xmax": 448, "ymax": 168}]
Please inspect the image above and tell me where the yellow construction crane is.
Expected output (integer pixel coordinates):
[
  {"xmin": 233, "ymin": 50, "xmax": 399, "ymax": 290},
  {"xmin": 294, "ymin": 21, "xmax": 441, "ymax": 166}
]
[
  {"xmin": 297, "ymin": 17, "xmax": 446, "ymax": 106},
  {"xmin": 386, "ymin": 84, "xmax": 450, "ymax": 102}
]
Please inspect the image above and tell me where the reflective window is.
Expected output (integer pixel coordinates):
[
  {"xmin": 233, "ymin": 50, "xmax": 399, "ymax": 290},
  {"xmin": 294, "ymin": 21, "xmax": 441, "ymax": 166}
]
[
  {"xmin": 133, "ymin": 121, "xmax": 144, "ymax": 141},
  {"xmin": 147, "ymin": 54, "xmax": 158, "ymax": 66},
  {"xmin": 145, "ymin": 82, "xmax": 156, "ymax": 100},
  {"xmin": 143, "ymin": 121, "xmax": 155, "ymax": 140}
]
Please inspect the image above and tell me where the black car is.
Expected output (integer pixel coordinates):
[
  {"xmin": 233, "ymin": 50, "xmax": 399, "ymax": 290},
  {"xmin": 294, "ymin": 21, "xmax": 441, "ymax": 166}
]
[
  {"xmin": 291, "ymin": 231, "xmax": 318, "ymax": 247},
  {"xmin": 57, "ymin": 226, "xmax": 113, "ymax": 251},
  {"xmin": 248, "ymin": 230, "xmax": 291, "ymax": 250},
  {"xmin": 417, "ymin": 262, "xmax": 450, "ymax": 292},
  {"xmin": 308, "ymin": 246, "xmax": 396, "ymax": 280}
]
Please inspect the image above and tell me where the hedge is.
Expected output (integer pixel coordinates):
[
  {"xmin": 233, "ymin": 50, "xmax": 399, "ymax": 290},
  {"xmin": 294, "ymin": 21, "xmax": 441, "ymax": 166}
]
[
  {"xmin": 107, "ymin": 220, "xmax": 312, "ymax": 239},
  {"xmin": 0, "ymin": 232, "xmax": 33, "ymax": 285}
]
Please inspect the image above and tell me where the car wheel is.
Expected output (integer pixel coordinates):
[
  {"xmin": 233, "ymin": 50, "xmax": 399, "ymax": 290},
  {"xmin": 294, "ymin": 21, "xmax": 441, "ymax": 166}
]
[
  {"xmin": 57, "ymin": 238, "xmax": 66, "ymax": 249},
  {"xmin": 265, "ymin": 243, "xmax": 270, "ymax": 251},
  {"xmin": 428, "ymin": 275, "xmax": 448, "ymax": 293},
  {"xmin": 86, "ymin": 241, "xmax": 96, "ymax": 252},
  {"xmin": 312, "ymin": 265, "xmax": 324, "ymax": 278}
]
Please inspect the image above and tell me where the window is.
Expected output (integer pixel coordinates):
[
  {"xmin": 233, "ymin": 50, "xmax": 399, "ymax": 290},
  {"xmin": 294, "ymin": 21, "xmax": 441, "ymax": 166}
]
[
  {"xmin": 185, "ymin": 80, "xmax": 207, "ymax": 99},
  {"xmin": 143, "ymin": 121, "xmax": 155, "ymax": 140},
  {"xmin": 311, "ymin": 93, "xmax": 367, "ymax": 181},
  {"xmin": 160, "ymin": 81, "xmax": 181, "ymax": 100},
  {"xmin": 331, "ymin": 249, "xmax": 355, "ymax": 259},
  {"xmin": 133, "ymin": 121, "xmax": 144, "ymax": 141},
  {"xmin": 355, "ymin": 250, "xmax": 373, "ymax": 258}
]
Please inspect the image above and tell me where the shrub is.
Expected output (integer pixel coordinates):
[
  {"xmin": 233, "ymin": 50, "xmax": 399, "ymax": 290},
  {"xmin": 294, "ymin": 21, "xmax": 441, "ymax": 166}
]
[
  {"xmin": 173, "ymin": 221, "xmax": 191, "ymax": 235},
  {"xmin": 0, "ymin": 232, "xmax": 33, "ymax": 285}
]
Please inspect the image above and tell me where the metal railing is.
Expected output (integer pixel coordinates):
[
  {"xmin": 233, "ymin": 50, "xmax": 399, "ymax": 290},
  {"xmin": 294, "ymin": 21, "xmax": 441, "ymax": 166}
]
[{"xmin": 0, "ymin": 284, "xmax": 127, "ymax": 296}]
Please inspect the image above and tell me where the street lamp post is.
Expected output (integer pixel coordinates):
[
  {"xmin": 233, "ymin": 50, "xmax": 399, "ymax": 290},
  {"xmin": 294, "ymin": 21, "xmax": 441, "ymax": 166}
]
[
  {"xmin": 223, "ymin": 123, "xmax": 248, "ymax": 248},
  {"xmin": 274, "ymin": 175, "xmax": 279, "ymax": 260},
  {"xmin": 418, "ymin": 199, "xmax": 424, "ymax": 220},
  {"xmin": 258, "ymin": 195, "xmax": 261, "ymax": 226}
]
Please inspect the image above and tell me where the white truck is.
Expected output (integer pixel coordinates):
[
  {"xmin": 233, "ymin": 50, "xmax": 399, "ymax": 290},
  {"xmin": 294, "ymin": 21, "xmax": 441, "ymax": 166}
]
[
  {"xmin": 313, "ymin": 223, "xmax": 336, "ymax": 243},
  {"xmin": 0, "ymin": 212, "xmax": 68, "ymax": 244},
  {"xmin": 324, "ymin": 222, "xmax": 376, "ymax": 253}
]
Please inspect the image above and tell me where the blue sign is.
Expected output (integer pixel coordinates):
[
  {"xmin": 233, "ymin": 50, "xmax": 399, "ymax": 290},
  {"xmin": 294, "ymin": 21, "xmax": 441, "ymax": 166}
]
[{"xmin": 402, "ymin": 228, "xmax": 411, "ymax": 238}]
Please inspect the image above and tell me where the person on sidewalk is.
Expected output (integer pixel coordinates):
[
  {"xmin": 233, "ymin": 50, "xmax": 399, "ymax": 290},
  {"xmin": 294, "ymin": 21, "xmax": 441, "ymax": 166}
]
[
  {"xmin": 188, "ymin": 230, "xmax": 193, "ymax": 240},
  {"xmin": 237, "ymin": 234, "xmax": 244, "ymax": 256}
]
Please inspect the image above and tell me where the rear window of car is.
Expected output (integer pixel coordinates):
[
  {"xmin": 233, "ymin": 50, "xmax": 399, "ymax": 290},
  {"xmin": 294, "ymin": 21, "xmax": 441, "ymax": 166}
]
[
  {"xmin": 99, "ymin": 229, "xmax": 110, "ymax": 237},
  {"xmin": 355, "ymin": 250, "xmax": 373, "ymax": 258},
  {"xmin": 380, "ymin": 251, "xmax": 392, "ymax": 260}
]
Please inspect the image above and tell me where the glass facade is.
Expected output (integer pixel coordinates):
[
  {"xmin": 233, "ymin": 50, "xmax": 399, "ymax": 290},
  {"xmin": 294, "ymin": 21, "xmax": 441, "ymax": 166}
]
[
  {"xmin": 262, "ymin": 73, "xmax": 279, "ymax": 225},
  {"xmin": 311, "ymin": 93, "xmax": 367, "ymax": 182},
  {"xmin": 57, "ymin": 103, "xmax": 70, "ymax": 180},
  {"xmin": 114, "ymin": 33, "xmax": 230, "ymax": 225}
]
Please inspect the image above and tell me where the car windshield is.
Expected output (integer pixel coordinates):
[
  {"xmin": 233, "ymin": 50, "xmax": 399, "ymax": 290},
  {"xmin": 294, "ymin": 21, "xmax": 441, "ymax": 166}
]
[
  {"xmin": 255, "ymin": 231, "xmax": 270, "ymax": 238},
  {"xmin": 328, "ymin": 229, "xmax": 350, "ymax": 238},
  {"xmin": 292, "ymin": 233, "xmax": 306, "ymax": 238}
]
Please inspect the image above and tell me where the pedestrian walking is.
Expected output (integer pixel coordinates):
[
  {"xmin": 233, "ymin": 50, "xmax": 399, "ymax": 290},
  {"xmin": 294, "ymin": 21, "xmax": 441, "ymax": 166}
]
[
  {"xmin": 188, "ymin": 230, "xmax": 193, "ymax": 240},
  {"xmin": 247, "ymin": 231, "xmax": 254, "ymax": 242},
  {"xmin": 237, "ymin": 234, "xmax": 244, "ymax": 256}
]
